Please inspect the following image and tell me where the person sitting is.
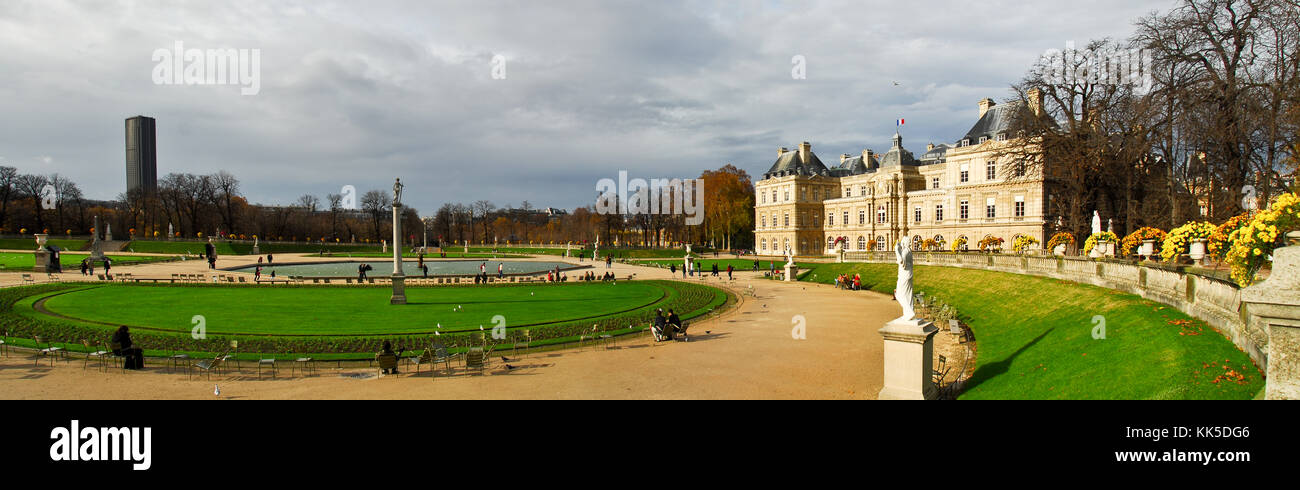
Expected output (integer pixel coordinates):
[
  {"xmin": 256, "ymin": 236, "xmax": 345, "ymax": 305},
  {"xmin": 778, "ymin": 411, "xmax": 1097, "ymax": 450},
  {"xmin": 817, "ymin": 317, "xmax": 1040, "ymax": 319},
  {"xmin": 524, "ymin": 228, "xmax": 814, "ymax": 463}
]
[
  {"xmin": 651, "ymin": 309, "xmax": 670, "ymax": 341},
  {"xmin": 667, "ymin": 309, "xmax": 686, "ymax": 341},
  {"xmin": 378, "ymin": 340, "xmax": 404, "ymax": 374},
  {"xmin": 111, "ymin": 325, "xmax": 145, "ymax": 370}
]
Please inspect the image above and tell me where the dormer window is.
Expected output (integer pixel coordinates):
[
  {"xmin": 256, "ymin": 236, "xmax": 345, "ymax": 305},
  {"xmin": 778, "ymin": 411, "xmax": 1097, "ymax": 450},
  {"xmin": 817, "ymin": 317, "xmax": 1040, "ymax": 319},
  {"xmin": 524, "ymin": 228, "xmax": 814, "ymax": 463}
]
[
  {"xmin": 978, "ymin": 136, "xmax": 988, "ymax": 144},
  {"xmin": 961, "ymin": 139, "xmax": 971, "ymax": 147},
  {"xmin": 996, "ymin": 133, "xmax": 1007, "ymax": 142}
]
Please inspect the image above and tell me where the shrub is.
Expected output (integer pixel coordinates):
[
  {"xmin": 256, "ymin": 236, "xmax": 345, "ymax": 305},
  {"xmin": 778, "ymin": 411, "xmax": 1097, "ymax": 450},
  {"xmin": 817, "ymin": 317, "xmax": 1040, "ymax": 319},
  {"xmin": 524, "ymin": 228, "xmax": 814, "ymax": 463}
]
[
  {"xmin": 1119, "ymin": 227, "xmax": 1167, "ymax": 258},
  {"xmin": 1209, "ymin": 213, "xmax": 1252, "ymax": 260},
  {"xmin": 1225, "ymin": 192, "xmax": 1300, "ymax": 286},
  {"xmin": 1012, "ymin": 235, "xmax": 1039, "ymax": 254},
  {"xmin": 1046, "ymin": 232, "xmax": 1075, "ymax": 252},
  {"xmin": 950, "ymin": 236, "xmax": 968, "ymax": 253},
  {"xmin": 1161, "ymin": 221, "xmax": 1215, "ymax": 262},
  {"xmin": 1082, "ymin": 231, "xmax": 1119, "ymax": 255},
  {"xmin": 977, "ymin": 236, "xmax": 1004, "ymax": 251}
]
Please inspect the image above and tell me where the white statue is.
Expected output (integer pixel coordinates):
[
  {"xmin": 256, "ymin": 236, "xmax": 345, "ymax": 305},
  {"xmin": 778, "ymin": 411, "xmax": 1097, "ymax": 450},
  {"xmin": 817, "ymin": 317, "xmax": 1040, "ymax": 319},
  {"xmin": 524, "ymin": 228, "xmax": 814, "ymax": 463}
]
[
  {"xmin": 1091, "ymin": 211, "xmax": 1101, "ymax": 236},
  {"xmin": 1107, "ymin": 218, "xmax": 1114, "ymax": 234},
  {"xmin": 893, "ymin": 239, "xmax": 915, "ymax": 322},
  {"xmin": 785, "ymin": 247, "xmax": 794, "ymax": 266}
]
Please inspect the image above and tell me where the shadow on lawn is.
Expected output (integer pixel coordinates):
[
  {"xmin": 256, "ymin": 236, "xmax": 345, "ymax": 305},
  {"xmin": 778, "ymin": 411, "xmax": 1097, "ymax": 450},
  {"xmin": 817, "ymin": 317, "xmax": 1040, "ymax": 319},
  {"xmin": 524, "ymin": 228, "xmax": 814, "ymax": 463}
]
[{"xmin": 962, "ymin": 327, "xmax": 1054, "ymax": 394}]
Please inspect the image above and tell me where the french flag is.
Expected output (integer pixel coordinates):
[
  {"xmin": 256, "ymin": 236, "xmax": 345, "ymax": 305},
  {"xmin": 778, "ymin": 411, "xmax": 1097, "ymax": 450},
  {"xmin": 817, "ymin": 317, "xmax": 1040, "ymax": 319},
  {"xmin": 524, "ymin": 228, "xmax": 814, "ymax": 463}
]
[{"xmin": 896, "ymin": 118, "xmax": 905, "ymax": 126}]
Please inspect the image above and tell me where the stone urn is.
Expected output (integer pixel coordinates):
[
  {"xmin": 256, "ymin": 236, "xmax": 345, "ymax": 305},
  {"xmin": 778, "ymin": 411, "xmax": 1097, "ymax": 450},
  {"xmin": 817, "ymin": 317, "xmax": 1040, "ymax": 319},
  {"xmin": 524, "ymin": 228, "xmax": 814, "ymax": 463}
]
[
  {"xmin": 1053, "ymin": 243, "xmax": 1066, "ymax": 256},
  {"xmin": 34, "ymin": 233, "xmax": 48, "ymax": 249},
  {"xmin": 1188, "ymin": 239, "xmax": 1207, "ymax": 261},
  {"xmin": 1140, "ymin": 239, "xmax": 1156, "ymax": 259}
]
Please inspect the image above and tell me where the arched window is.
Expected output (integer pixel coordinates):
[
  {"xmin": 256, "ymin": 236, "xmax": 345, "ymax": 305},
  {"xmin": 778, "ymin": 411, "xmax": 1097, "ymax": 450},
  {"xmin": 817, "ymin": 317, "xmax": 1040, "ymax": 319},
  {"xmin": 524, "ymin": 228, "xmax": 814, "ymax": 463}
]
[
  {"xmin": 799, "ymin": 239, "xmax": 807, "ymax": 253},
  {"xmin": 827, "ymin": 236, "xmax": 835, "ymax": 249},
  {"xmin": 875, "ymin": 235, "xmax": 886, "ymax": 251},
  {"xmin": 934, "ymin": 235, "xmax": 945, "ymax": 247},
  {"xmin": 857, "ymin": 236, "xmax": 866, "ymax": 250},
  {"xmin": 958, "ymin": 235, "xmax": 969, "ymax": 251},
  {"xmin": 911, "ymin": 235, "xmax": 923, "ymax": 251}
]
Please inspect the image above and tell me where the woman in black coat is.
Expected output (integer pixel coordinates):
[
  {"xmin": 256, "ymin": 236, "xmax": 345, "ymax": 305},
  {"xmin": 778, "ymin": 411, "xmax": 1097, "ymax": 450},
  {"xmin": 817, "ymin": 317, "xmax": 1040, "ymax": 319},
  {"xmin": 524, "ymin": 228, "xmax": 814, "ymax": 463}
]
[{"xmin": 111, "ymin": 325, "xmax": 144, "ymax": 369}]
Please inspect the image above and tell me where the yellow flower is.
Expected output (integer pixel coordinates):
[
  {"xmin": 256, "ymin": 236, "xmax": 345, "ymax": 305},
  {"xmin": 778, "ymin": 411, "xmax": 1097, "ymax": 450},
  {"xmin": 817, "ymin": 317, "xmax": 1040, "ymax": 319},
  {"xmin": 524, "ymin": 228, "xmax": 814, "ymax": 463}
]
[{"xmin": 1253, "ymin": 248, "xmax": 1261, "ymax": 256}]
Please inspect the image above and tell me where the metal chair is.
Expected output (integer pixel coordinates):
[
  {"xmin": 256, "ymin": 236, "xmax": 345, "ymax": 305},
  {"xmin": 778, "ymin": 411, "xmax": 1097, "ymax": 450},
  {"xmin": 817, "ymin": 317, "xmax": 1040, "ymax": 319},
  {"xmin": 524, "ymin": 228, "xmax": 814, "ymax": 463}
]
[
  {"xmin": 292, "ymin": 357, "xmax": 315, "ymax": 377},
  {"xmin": 190, "ymin": 350, "xmax": 229, "ymax": 381},
  {"xmin": 257, "ymin": 354, "xmax": 277, "ymax": 379},
  {"xmin": 33, "ymin": 335, "xmax": 64, "ymax": 366},
  {"xmin": 81, "ymin": 339, "xmax": 109, "ymax": 371},
  {"xmin": 376, "ymin": 352, "xmax": 400, "ymax": 378}
]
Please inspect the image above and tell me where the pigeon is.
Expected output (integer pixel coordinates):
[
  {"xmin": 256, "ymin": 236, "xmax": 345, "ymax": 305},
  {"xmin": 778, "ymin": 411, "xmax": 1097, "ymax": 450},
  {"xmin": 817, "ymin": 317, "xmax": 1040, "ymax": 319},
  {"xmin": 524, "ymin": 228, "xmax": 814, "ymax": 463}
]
[
  {"xmin": 479, "ymin": 325, "xmax": 485, "ymax": 331},
  {"xmin": 705, "ymin": 331, "xmax": 712, "ymax": 335},
  {"xmin": 214, "ymin": 384, "xmax": 220, "ymax": 397},
  {"xmin": 434, "ymin": 331, "xmax": 441, "ymax": 336},
  {"xmin": 436, "ymin": 323, "xmax": 441, "ymax": 328},
  {"xmin": 504, "ymin": 364, "xmax": 517, "ymax": 370},
  {"xmin": 500, "ymin": 356, "xmax": 511, "ymax": 362}
]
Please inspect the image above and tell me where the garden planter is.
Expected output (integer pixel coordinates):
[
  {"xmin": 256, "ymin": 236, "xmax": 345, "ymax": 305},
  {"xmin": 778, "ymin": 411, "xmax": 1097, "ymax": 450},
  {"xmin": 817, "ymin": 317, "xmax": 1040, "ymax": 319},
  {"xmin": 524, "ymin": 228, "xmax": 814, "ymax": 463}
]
[
  {"xmin": 1053, "ymin": 244, "xmax": 1066, "ymax": 256},
  {"xmin": 1140, "ymin": 239, "xmax": 1155, "ymax": 258},
  {"xmin": 1189, "ymin": 239, "xmax": 1207, "ymax": 261},
  {"xmin": 34, "ymin": 233, "xmax": 48, "ymax": 249}
]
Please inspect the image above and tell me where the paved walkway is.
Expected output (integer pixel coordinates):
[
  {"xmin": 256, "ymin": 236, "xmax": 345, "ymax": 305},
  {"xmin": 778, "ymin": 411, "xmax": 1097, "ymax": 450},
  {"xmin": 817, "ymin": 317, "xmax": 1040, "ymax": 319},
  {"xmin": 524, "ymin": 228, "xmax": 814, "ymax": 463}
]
[{"xmin": 0, "ymin": 253, "xmax": 895, "ymax": 399}]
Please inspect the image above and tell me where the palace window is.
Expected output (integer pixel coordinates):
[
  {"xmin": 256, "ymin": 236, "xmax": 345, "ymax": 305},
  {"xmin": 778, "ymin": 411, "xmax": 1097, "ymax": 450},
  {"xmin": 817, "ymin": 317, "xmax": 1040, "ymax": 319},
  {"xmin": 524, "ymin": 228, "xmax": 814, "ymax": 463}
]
[
  {"xmin": 784, "ymin": 190, "xmax": 789, "ymax": 202},
  {"xmin": 996, "ymin": 133, "xmax": 1007, "ymax": 142},
  {"xmin": 760, "ymin": 238, "xmax": 766, "ymax": 251},
  {"xmin": 828, "ymin": 213, "xmax": 834, "ymax": 226},
  {"xmin": 827, "ymin": 237, "xmax": 835, "ymax": 249},
  {"xmin": 875, "ymin": 235, "xmax": 886, "ymax": 250},
  {"xmin": 783, "ymin": 213, "xmax": 789, "ymax": 227},
  {"xmin": 877, "ymin": 205, "xmax": 887, "ymax": 224},
  {"xmin": 960, "ymin": 163, "xmax": 969, "ymax": 183},
  {"xmin": 935, "ymin": 204, "xmax": 944, "ymax": 222},
  {"xmin": 842, "ymin": 211, "xmax": 848, "ymax": 226},
  {"xmin": 761, "ymin": 215, "xmax": 766, "ymax": 228},
  {"xmin": 960, "ymin": 200, "xmax": 969, "ymax": 220},
  {"xmin": 1015, "ymin": 196, "xmax": 1025, "ymax": 217},
  {"xmin": 978, "ymin": 136, "xmax": 988, "ymax": 144},
  {"xmin": 986, "ymin": 197, "xmax": 996, "ymax": 218},
  {"xmin": 914, "ymin": 206, "xmax": 922, "ymax": 223},
  {"xmin": 932, "ymin": 177, "xmax": 940, "ymax": 189},
  {"xmin": 772, "ymin": 190, "xmax": 777, "ymax": 202},
  {"xmin": 844, "ymin": 187, "xmax": 851, "ymax": 197},
  {"xmin": 858, "ymin": 210, "xmax": 865, "ymax": 225},
  {"xmin": 1014, "ymin": 162, "xmax": 1026, "ymax": 177},
  {"xmin": 986, "ymin": 161, "xmax": 997, "ymax": 180},
  {"xmin": 857, "ymin": 236, "xmax": 866, "ymax": 250}
]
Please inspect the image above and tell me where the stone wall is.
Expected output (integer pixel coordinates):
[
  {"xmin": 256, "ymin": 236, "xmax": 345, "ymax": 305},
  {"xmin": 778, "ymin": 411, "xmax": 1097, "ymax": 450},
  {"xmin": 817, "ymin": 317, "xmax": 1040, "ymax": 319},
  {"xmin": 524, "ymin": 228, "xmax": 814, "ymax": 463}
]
[{"xmin": 841, "ymin": 251, "xmax": 1268, "ymax": 368}]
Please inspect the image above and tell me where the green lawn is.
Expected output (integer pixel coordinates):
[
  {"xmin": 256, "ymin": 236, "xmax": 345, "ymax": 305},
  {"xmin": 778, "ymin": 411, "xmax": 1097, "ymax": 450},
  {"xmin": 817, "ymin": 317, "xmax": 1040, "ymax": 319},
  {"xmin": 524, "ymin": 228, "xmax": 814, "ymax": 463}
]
[
  {"xmin": 123, "ymin": 240, "xmax": 391, "ymax": 255},
  {"xmin": 0, "ymin": 238, "xmax": 89, "ymax": 251},
  {"xmin": 0, "ymin": 252, "xmax": 175, "ymax": 271},
  {"xmin": 632, "ymin": 258, "xmax": 800, "ymax": 272},
  {"xmin": 39, "ymin": 281, "xmax": 670, "ymax": 335},
  {"xmin": 799, "ymin": 263, "xmax": 1261, "ymax": 400},
  {"xmin": 4, "ymin": 280, "xmax": 729, "ymax": 356}
]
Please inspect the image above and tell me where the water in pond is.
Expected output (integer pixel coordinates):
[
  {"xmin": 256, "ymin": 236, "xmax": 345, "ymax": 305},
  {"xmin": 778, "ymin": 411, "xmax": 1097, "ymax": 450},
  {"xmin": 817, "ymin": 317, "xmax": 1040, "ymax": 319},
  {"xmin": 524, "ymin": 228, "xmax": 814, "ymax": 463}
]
[{"xmin": 230, "ymin": 260, "xmax": 578, "ymax": 277}]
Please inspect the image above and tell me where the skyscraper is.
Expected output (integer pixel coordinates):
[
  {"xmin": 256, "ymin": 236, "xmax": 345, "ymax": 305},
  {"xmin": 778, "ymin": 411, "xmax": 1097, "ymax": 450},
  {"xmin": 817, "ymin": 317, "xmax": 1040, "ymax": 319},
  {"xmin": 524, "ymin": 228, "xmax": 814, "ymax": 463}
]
[{"xmin": 125, "ymin": 115, "xmax": 157, "ymax": 195}]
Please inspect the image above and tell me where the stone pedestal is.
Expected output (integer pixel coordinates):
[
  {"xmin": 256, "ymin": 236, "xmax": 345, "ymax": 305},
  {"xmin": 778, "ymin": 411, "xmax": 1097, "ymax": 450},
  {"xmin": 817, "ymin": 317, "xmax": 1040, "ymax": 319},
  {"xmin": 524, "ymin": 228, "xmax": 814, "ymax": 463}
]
[
  {"xmin": 1242, "ymin": 232, "xmax": 1300, "ymax": 400},
  {"xmin": 784, "ymin": 263, "xmax": 796, "ymax": 282},
  {"xmin": 877, "ymin": 319, "xmax": 939, "ymax": 400},
  {"xmin": 33, "ymin": 249, "xmax": 49, "ymax": 273},
  {"xmin": 390, "ymin": 275, "xmax": 407, "ymax": 305}
]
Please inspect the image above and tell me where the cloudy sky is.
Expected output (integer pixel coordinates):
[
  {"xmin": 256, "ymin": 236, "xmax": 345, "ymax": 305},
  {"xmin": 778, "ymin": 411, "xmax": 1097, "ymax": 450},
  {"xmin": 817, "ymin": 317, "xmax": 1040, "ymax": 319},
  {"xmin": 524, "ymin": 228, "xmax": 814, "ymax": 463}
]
[{"xmin": 0, "ymin": 0, "xmax": 1174, "ymax": 214}]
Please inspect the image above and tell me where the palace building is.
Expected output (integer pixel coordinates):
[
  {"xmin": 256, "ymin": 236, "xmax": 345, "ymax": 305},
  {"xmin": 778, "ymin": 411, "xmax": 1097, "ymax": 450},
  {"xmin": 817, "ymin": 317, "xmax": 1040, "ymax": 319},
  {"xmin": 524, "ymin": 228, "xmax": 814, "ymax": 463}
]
[{"xmin": 754, "ymin": 92, "xmax": 1049, "ymax": 256}]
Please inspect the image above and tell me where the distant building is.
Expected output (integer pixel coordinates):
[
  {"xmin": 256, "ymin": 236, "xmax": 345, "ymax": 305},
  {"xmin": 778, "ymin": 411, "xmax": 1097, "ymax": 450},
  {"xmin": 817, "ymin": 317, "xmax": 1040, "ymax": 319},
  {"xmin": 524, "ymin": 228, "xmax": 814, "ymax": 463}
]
[
  {"xmin": 753, "ymin": 92, "xmax": 1050, "ymax": 255},
  {"xmin": 125, "ymin": 115, "xmax": 157, "ymax": 195}
]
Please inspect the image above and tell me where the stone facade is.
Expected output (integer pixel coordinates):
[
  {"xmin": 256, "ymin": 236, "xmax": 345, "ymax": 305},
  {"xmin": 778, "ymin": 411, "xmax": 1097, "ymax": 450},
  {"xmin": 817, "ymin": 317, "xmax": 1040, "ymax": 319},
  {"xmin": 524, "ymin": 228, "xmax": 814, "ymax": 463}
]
[{"xmin": 755, "ymin": 95, "xmax": 1049, "ymax": 256}]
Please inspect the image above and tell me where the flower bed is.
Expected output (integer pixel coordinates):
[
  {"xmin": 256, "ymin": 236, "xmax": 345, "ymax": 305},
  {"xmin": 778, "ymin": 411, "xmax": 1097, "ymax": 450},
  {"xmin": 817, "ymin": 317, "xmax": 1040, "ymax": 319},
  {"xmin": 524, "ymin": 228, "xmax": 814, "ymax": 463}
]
[
  {"xmin": 1120, "ymin": 227, "xmax": 1167, "ymax": 258},
  {"xmin": 1225, "ymin": 192, "xmax": 1300, "ymax": 286},
  {"xmin": 1161, "ymin": 221, "xmax": 1215, "ymax": 262},
  {"xmin": 1083, "ymin": 231, "xmax": 1118, "ymax": 255}
]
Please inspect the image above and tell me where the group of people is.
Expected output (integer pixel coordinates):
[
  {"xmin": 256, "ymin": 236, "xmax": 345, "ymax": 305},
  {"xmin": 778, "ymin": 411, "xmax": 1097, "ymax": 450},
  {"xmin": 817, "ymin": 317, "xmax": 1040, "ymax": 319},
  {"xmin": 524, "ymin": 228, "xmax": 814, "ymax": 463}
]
[
  {"xmin": 79, "ymin": 257, "xmax": 110, "ymax": 276},
  {"xmin": 835, "ymin": 273, "xmax": 862, "ymax": 291},
  {"xmin": 669, "ymin": 262, "xmax": 733, "ymax": 280},
  {"xmin": 651, "ymin": 308, "xmax": 686, "ymax": 341}
]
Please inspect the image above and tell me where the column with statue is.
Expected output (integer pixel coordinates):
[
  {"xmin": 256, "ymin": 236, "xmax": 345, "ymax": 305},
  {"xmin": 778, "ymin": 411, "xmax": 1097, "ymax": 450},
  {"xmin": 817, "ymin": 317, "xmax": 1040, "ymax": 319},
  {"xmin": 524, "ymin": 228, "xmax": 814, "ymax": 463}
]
[{"xmin": 389, "ymin": 178, "xmax": 407, "ymax": 305}]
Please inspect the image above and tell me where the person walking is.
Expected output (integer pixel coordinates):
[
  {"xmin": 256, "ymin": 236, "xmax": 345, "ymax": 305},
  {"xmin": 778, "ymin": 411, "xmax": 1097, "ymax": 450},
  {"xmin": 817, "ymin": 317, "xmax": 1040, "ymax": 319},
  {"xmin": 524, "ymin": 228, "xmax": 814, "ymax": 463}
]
[
  {"xmin": 254, "ymin": 266, "xmax": 262, "ymax": 282},
  {"xmin": 267, "ymin": 253, "xmax": 273, "ymax": 265},
  {"xmin": 727, "ymin": 264, "xmax": 733, "ymax": 280},
  {"xmin": 497, "ymin": 263, "xmax": 504, "ymax": 278}
]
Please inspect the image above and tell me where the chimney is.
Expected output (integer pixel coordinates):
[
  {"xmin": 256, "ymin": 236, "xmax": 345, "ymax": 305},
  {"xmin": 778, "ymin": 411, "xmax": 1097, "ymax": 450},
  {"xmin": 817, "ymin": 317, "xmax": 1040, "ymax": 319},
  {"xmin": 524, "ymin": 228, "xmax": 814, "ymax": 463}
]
[
  {"xmin": 840, "ymin": 153, "xmax": 850, "ymax": 164},
  {"xmin": 1027, "ymin": 88, "xmax": 1043, "ymax": 117},
  {"xmin": 799, "ymin": 141, "xmax": 811, "ymax": 164},
  {"xmin": 979, "ymin": 98, "xmax": 996, "ymax": 118},
  {"xmin": 778, "ymin": 147, "xmax": 787, "ymax": 157},
  {"xmin": 863, "ymin": 149, "xmax": 875, "ymax": 169}
]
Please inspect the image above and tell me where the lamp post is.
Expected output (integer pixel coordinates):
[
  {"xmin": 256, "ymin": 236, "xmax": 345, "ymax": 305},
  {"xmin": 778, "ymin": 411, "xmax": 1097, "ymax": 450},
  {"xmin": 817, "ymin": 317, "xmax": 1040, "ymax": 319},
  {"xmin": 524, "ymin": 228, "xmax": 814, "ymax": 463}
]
[{"xmin": 390, "ymin": 178, "xmax": 407, "ymax": 305}]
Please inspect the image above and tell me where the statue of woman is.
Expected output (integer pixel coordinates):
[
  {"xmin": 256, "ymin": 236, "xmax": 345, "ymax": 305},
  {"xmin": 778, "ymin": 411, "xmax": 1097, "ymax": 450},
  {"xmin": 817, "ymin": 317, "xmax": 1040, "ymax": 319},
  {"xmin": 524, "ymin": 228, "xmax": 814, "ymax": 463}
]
[{"xmin": 894, "ymin": 239, "xmax": 915, "ymax": 322}]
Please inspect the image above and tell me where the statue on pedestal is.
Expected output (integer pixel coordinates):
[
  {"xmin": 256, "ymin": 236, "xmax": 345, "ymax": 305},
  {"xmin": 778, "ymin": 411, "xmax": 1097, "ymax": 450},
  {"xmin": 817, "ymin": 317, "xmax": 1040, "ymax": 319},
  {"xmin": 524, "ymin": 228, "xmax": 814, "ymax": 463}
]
[
  {"xmin": 893, "ymin": 239, "xmax": 915, "ymax": 323},
  {"xmin": 1091, "ymin": 211, "xmax": 1101, "ymax": 236}
]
